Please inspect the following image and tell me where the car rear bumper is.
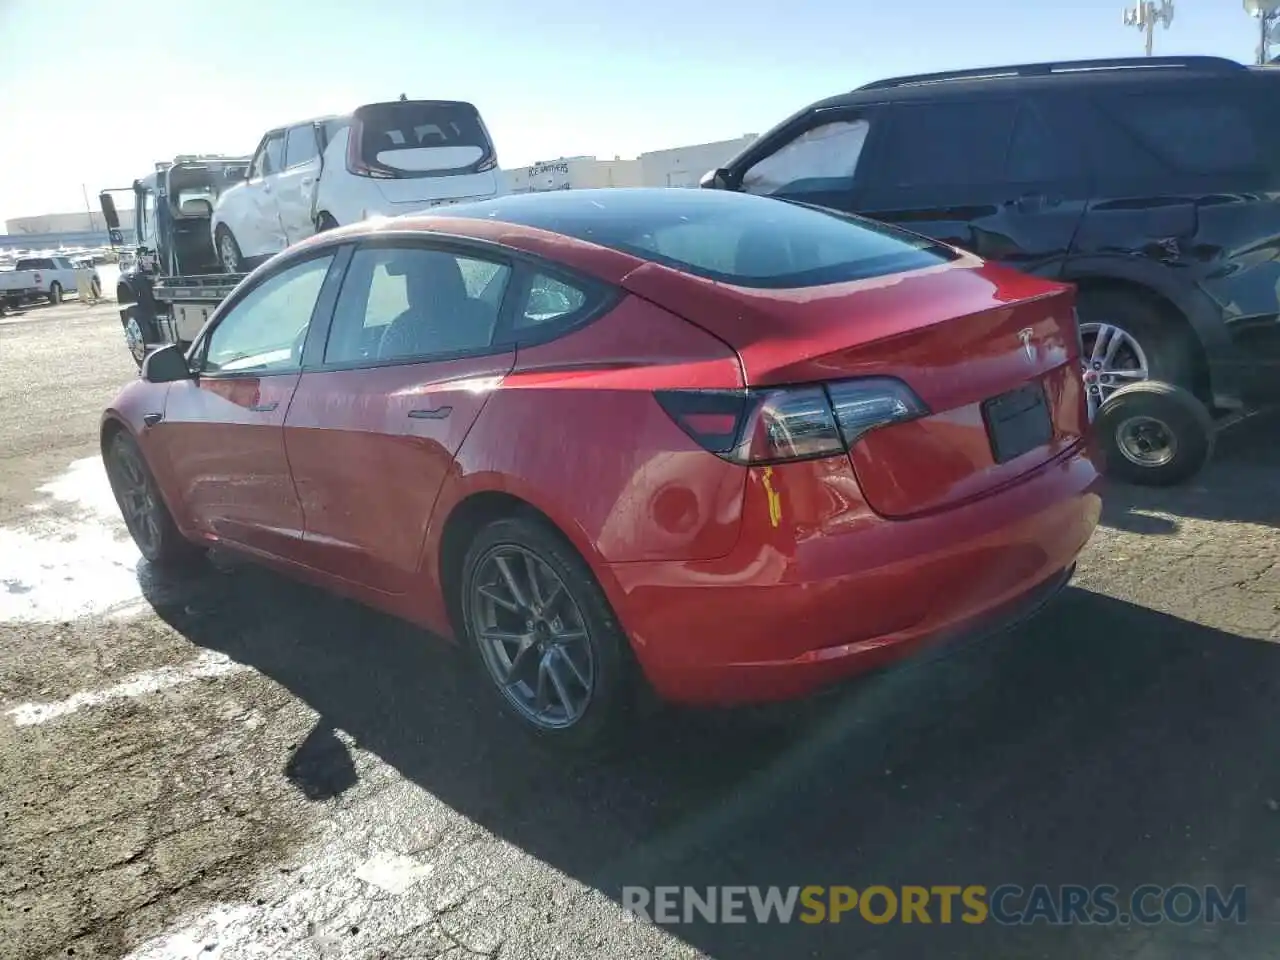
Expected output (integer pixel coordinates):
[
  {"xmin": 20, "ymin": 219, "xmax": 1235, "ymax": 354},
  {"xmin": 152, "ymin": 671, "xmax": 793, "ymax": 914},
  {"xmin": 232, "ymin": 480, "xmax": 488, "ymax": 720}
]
[{"xmin": 606, "ymin": 443, "xmax": 1102, "ymax": 705}]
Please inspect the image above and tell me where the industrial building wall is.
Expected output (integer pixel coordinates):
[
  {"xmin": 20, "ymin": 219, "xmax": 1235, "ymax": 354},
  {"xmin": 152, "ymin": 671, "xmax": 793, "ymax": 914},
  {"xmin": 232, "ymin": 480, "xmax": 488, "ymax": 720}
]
[
  {"xmin": 638, "ymin": 134, "xmax": 758, "ymax": 188},
  {"xmin": 5, "ymin": 209, "xmax": 136, "ymax": 236}
]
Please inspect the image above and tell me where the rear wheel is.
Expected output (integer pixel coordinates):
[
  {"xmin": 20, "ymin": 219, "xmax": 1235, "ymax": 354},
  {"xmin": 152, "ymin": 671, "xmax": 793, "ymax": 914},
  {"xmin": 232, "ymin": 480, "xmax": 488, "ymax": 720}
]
[
  {"xmin": 104, "ymin": 431, "xmax": 204, "ymax": 566},
  {"xmin": 215, "ymin": 225, "xmax": 244, "ymax": 274},
  {"xmin": 1076, "ymin": 287, "xmax": 1200, "ymax": 420},
  {"xmin": 48, "ymin": 282, "xmax": 62, "ymax": 305},
  {"xmin": 460, "ymin": 515, "xmax": 634, "ymax": 753}
]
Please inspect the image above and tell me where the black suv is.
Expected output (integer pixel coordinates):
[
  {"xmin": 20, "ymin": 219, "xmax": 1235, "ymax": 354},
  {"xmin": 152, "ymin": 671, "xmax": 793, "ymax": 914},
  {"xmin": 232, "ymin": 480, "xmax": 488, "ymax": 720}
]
[{"xmin": 703, "ymin": 56, "xmax": 1280, "ymax": 416}]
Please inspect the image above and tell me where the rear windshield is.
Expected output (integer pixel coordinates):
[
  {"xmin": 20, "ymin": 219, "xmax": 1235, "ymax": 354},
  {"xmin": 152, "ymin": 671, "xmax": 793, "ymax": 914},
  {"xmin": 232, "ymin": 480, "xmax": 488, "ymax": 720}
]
[
  {"xmin": 14, "ymin": 259, "xmax": 50, "ymax": 271},
  {"xmin": 354, "ymin": 101, "xmax": 493, "ymax": 177},
  {"xmin": 449, "ymin": 190, "xmax": 954, "ymax": 288}
]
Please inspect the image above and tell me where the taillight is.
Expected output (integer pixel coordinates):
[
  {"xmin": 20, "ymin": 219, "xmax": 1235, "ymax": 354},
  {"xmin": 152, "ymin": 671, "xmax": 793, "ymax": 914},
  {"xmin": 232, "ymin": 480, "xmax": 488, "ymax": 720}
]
[
  {"xmin": 346, "ymin": 116, "xmax": 394, "ymax": 179},
  {"xmin": 656, "ymin": 377, "xmax": 927, "ymax": 465}
]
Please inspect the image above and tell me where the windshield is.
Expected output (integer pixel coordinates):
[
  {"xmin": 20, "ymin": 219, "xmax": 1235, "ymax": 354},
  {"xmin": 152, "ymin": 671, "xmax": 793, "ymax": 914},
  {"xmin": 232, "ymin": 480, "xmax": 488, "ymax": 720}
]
[
  {"xmin": 450, "ymin": 189, "xmax": 954, "ymax": 288},
  {"xmin": 353, "ymin": 101, "xmax": 494, "ymax": 177}
]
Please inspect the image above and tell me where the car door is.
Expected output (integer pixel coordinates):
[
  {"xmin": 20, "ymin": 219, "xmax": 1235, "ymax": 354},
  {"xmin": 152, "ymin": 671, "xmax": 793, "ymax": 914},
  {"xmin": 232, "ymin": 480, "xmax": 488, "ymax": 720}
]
[
  {"xmin": 155, "ymin": 249, "xmax": 340, "ymax": 559},
  {"xmin": 276, "ymin": 123, "xmax": 323, "ymax": 245},
  {"xmin": 236, "ymin": 131, "xmax": 290, "ymax": 257},
  {"xmin": 856, "ymin": 96, "xmax": 1089, "ymax": 275},
  {"xmin": 735, "ymin": 105, "xmax": 886, "ymax": 213},
  {"xmin": 283, "ymin": 239, "xmax": 517, "ymax": 594}
]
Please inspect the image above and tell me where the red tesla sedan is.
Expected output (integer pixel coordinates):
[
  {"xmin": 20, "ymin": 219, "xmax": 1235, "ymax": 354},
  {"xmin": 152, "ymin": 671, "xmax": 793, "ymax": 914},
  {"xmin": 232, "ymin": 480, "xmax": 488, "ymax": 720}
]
[{"xmin": 102, "ymin": 188, "xmax": 1101, "ymax": 748}]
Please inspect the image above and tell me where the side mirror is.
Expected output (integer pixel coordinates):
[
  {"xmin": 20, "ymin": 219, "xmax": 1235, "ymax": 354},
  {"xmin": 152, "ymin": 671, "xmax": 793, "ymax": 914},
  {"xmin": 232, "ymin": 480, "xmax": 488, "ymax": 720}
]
[
  {"xmin": 141, "ymin": 343, "xmax": 193, "ymax": 383},
  {"xmin": 99, "ymin": 192, "xmax": 121, "ymax": 229},
  {"xmin": 699, "ymin": 168, "xmax": 732, "ymax": 190},
  {"xmin": 179, "ymin": 198, "xmax": 213, "ymax": 217}
]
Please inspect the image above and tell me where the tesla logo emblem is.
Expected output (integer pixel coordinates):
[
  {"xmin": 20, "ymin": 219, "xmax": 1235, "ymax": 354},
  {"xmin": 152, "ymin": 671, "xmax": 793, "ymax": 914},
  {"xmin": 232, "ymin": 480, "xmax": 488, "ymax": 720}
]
[{"xmin": 1018, "ymin": 327, "xmax": 1036, "ymax": 363}]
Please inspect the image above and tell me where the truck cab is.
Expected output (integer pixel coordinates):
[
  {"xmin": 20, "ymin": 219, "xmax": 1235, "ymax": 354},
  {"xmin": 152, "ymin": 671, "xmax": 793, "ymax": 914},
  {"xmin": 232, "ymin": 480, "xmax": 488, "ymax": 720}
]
[{"xmin": 101, "ymin": 155, "xmax": 250, "ymax": 366}]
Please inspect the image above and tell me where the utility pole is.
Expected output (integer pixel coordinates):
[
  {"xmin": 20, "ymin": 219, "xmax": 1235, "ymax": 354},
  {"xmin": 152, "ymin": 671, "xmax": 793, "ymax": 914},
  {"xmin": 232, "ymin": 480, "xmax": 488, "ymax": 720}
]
[
  {"xmin": 1123, "ymin": 0, "xmax": 1174, "ymax": 56},
  {"xmin": 81, "ymin": 183, "xmax": 97, "ymax": 232},
  {"xmin": 1244, "ymin": 0, "xmax": 1280, "ymax": 64}
]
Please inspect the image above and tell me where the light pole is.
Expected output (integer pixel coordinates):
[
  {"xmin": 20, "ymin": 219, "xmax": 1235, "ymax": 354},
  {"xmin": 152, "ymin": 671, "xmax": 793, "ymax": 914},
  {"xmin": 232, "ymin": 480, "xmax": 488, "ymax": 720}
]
[
  {"xmin": 1244, "ymin": 0, "xmax": 1280, "ymax": 64},
  {"xmin": 1123, "ymin": 0, "xmax": 1174, "ymax": 56}
]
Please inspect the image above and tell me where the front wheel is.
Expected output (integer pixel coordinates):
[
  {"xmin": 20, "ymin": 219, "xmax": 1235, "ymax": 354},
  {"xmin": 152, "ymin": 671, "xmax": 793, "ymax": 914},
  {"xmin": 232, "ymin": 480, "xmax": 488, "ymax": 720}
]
[
  {"xmin": 215, "ymin": 225, "xmax": 244, "ymax": 274},
  {"xmin": 104, "ymin": 431, "xmax": 205, "ymax": 566},
  {"xmin": 1094, "ymin": 381, "xmax": 1215, "ymax": 487},
  {"xmin": 460, "ymin": 515, "xmax": 634, "ymax": 752},
  {"xmin": 48, "ymin": 282, "xmax": 62, "ymax": 304}
]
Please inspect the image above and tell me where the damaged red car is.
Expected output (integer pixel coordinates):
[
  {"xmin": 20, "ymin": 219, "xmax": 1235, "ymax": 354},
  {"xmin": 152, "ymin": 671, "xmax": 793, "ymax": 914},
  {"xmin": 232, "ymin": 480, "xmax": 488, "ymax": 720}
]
[{"xmin": 101, "ymin": 188, "xmax": 1101, "ymax": 749}]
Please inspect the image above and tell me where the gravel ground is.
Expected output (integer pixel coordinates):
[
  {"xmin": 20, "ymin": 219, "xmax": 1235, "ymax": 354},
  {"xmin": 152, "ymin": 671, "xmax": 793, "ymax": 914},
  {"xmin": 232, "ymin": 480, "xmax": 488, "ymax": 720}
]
[{"xmin": 1, "ymin": 299, "xmax": 1278, "ymax": 959}]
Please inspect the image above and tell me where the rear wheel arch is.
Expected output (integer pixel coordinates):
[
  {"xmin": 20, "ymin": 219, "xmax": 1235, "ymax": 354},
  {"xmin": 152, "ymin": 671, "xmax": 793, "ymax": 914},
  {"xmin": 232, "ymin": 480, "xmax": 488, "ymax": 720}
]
[
  {"xmin": 1070, "ymin": 274, "xmax": 1210, "ymax": 400},
  {"xmin": 436, "ymin": 489, "xmax": 619, "ymax": 640}
]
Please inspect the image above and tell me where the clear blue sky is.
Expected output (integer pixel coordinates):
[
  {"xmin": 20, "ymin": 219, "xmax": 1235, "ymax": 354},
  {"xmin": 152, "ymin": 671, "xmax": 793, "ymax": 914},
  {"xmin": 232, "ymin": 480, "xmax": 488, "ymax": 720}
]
[{"xmin": 0, "ymin": 0, "xmax": 1267, "ymax": 228}]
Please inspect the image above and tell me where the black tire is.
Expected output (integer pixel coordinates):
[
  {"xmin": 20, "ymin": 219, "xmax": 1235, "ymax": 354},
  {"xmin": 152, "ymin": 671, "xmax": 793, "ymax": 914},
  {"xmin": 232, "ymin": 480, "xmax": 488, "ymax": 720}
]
[
  {"xmin": 1076, "ymin": 287, "xmax": 1201, "ymax": 403},
  {"xmin": 215, "ymin": 225, "xmax": 243, "ymax": 274},
  {"xmin": 459, "ymin": 514, "xmax": 635, "ymax": 753},
  {"xmin": 315, "ymin": 212, "xmax": 339, "ymax": 233},
  {"xmin": 1094, "ymin": 381, "xmax": 1215, "ymax": 487},
  {"xmin": 48, "ymin": 282, "xmax": 62, "ymax": 305},
  {"xmin": 91, "ymin": 279, "xmax": 102, "ymax": 300},
  {"xmin": 104, "ymin": 431, "xmax": 205, "ymax": 567}
]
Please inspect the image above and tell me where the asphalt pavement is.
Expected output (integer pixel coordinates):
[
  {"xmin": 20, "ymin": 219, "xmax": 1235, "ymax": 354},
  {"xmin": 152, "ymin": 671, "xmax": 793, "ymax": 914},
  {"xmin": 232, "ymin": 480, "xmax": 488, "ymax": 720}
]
[{"xmin": 1, "ymin": 298, "xmax": 1278, "ymax": 959}]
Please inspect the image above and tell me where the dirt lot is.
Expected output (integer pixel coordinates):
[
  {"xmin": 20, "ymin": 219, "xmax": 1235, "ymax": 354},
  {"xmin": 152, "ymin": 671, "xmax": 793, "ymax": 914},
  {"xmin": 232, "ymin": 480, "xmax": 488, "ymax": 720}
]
[{"xmin": 1, "ymin": 299, "xmax": 1278, "ymax": 959}]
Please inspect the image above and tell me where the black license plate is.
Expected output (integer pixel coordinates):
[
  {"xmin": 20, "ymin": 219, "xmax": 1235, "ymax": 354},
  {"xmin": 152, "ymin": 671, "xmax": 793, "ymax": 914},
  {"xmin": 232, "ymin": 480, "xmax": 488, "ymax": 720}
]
[{"xmin": 982, "ymin": 382, "xmax": 1053, "ymax": 464}]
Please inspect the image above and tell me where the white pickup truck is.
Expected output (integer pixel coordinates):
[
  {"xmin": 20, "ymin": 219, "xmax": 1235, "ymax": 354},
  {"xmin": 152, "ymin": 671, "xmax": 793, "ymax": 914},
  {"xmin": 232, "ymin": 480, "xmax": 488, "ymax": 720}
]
[{"xmin": 4, "ymin": 256, "xmax": 101, "ymax": 307}]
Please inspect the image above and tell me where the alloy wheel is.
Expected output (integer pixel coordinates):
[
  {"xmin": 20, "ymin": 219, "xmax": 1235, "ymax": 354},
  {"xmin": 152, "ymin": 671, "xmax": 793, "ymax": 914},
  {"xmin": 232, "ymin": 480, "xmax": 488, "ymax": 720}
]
[
  {"xmin": 107, "ymin": 440, "xmax": 161, "ymax": 556},
  {"xmin": 219, "ymin": 233, "xmax": 239, "ymax": 273},
  {"xmin": 1078, "ymin": 322, "xmax": 1149, "ymax": 420},
  {"xmin": 124, "ymin": 316, "xmax": 146, "ymax": 367},
  {"xmin": 468, "ymin": 545, "xmax": 596, "ymax": 730}
]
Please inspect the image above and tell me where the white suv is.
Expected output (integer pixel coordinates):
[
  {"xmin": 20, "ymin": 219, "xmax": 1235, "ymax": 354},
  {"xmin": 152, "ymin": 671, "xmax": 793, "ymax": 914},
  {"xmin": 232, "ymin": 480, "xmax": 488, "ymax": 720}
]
[{"xmin": 210, "ymin": 99, "xmax": 505, "ymax": 273}]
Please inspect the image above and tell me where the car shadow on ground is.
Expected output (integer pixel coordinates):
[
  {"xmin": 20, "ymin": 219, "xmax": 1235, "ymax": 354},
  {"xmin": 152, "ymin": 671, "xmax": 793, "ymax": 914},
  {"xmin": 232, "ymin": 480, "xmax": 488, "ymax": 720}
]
[
  {"xmin": 1101, "ymin": 408, "xmax": 1280, "ymax": 535},
  {"xmin": 139, "ymin": 553, "xmax": 1280, "ymax": 958}
]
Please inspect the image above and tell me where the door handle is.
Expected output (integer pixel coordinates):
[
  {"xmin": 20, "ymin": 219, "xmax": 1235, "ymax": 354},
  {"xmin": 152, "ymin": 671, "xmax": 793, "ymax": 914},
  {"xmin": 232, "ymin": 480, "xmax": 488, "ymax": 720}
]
[
  {"xmin": 143, "ymin": 412, "xmax": 163, "ymax": 427},
  {"xmin": 249, "ymin": 401, "xmax": 279, "ymax": 412},
  {"xmin": 408, "ymin": 406, "xmax": 452, "ymax": 420},
  {"xmin": 301, "ymin": 177, "xmax": 314, "ymax": 186}
]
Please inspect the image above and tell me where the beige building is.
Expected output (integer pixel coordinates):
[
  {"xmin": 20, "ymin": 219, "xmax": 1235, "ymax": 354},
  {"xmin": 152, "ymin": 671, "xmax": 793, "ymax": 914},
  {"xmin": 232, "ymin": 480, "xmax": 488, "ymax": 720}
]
[
  {"xmin": 5, "ymin": 209, "xmax": 135, "ymax": 235},
  {"xmin": 503, "ymin": 134, "xmax": 758, "ymax": 195}
]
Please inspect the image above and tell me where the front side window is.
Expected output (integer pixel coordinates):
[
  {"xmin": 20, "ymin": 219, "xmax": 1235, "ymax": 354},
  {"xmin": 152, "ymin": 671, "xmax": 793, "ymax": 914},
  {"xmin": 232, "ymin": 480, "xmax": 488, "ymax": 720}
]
[
  {"xmin": 252, "ymin": 133, "xmax": 286, "ymax": 179},
  {"xmin": 284, "ymin": 125, "xmax": 319, "ymax": 169},
  {"xmin": 881, "ymin": 100, "xmax": 1019, "ymax": 188},
  {"xmin": 742, "ymin": 119, "xmax": 872, "ymax": 198},
  {"xmin": 324, "ymin": 246, "xmax": 511, "ymax": 364},
  {"xmin": 203, "ymin": 254, "xmax": 334, "ymax": 374}
]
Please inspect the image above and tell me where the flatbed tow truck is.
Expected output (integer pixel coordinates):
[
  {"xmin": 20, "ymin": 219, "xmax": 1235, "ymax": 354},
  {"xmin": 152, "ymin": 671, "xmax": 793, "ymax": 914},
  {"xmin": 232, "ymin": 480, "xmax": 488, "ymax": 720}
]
[{"xmin": 99, "ymin": 154, "xmax": 251, "ymax": 366}]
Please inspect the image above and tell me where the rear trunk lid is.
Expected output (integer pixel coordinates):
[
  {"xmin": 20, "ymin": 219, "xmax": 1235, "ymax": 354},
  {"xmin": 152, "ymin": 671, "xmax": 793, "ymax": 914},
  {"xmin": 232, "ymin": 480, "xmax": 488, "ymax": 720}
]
[
  {"xmin": 621, "ymin": 257, "xmax": 1087, "ymax": 518},
  {"xmin": 348, "ymin": 100, "xmax": 502, "ymax": 207}
]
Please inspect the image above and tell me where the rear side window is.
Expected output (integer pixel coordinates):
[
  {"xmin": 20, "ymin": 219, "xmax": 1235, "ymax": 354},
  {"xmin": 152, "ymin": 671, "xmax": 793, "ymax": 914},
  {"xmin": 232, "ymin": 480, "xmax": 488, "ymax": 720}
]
[
  {"xmin": 518, "ymin": 274, "xmax": 588, "ymax": 329},
  {"xmin": 742, "ymin": 118, "xmax": 872, "ymax": 198},
  {"xmin": 284, "ymin": 125, "xmax": 319, "ymax": 168},
  {"xmin": 1097, "ymin": 92, "xmax": 1259, "ymax": 174},
  {"xmin": 881, "ymin": 100, "xmax": 1018, "ymax": 187},
  {"xmin": 1005, "ymin": 106, "xmax": 1083, "ymax": 181},
  {"xmin": 352, "ymin": 101, "xmax": 495, "ymax": 178}
]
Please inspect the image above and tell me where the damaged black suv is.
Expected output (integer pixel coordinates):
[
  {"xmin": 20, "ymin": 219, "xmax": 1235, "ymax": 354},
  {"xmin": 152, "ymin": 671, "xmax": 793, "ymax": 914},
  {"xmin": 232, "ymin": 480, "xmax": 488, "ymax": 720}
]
[{"xmin": 703, "ymin": 56, "xmax": 1280, "ymax": 417}]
